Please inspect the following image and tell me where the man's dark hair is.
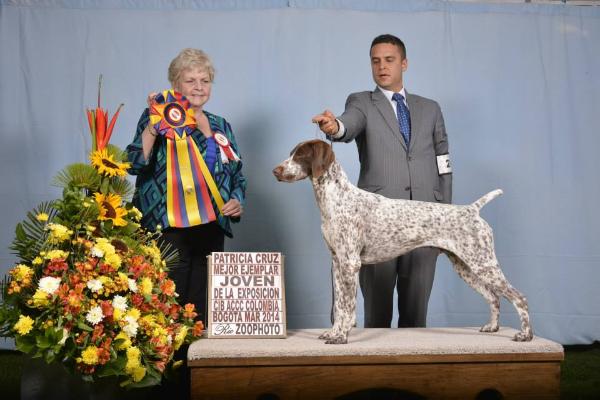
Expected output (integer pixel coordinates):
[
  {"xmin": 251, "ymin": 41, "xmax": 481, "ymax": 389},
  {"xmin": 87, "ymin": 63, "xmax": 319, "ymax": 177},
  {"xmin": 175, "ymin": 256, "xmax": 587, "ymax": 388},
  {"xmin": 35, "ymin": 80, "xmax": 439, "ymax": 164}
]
[{"xmin": 370, "ymin": 34, "xmax": 406, "ymax": 59}]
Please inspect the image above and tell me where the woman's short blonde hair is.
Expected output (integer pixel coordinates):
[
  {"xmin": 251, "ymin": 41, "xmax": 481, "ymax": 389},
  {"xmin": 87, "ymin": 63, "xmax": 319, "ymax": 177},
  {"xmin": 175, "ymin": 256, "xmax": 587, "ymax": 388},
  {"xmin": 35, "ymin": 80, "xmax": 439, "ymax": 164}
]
[{"xmin": 168, "ymin": 48, "xmax": 215, "ymax": 86}]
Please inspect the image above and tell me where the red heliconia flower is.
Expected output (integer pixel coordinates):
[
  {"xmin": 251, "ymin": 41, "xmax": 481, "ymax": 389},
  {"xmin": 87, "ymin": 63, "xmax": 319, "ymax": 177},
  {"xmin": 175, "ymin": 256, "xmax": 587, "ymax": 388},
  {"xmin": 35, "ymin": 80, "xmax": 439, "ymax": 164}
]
[{"xmin": 86, "ymin": 75, "xmax": 124, "ymax": 151}]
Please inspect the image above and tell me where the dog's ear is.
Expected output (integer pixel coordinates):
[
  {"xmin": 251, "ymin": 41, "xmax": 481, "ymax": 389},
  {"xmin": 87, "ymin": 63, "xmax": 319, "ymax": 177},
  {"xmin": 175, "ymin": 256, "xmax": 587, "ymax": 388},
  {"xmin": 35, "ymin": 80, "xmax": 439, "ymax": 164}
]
[{"xmin": 311, "ymin": 141, "xmax": 335, "ymax": 178}]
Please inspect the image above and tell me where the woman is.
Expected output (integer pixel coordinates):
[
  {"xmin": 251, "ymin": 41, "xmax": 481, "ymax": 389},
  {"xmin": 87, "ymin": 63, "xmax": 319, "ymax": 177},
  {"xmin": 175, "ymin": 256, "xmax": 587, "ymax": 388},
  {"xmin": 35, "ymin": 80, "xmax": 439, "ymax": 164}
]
[{"xmin": 127, "ymin": 48, "xmax": 246, "ymax": 325}]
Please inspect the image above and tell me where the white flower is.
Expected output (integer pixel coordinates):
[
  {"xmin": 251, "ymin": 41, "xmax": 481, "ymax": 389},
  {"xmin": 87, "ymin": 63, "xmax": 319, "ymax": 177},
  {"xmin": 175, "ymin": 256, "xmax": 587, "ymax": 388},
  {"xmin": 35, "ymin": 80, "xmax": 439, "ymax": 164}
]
[
  {"xmin": 127, "ymin": 278, "xmax": 138, "ymax": 293},
  {"xmin": 122, "ymin": 316, "xmax": 139, "ymax": 337},
  {"xmin": 91, "ymin": 246, "xmax": 104, "ymax": 258},
  {"xmin": 86, "ymin": 306, "xmax": 104, "ymax": 325},
  {"xmin": 112, "ymin": 295, "xmax": 128, "ymax": 312},
  {"xmin": 38, "ymin": 276, "xmax": 61, "ymax": 295},
  {"xmin": 87, "ymin": 279, "xmax": 103, "ymax": 293}
]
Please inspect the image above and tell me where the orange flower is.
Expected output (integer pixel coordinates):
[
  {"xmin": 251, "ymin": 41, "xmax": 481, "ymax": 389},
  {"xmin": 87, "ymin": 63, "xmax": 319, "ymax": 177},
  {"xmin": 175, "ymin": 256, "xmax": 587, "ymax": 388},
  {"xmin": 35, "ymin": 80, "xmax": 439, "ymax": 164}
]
[
  {"xmin": 160, "ymin": 279, "xmax": 176, "ymax": 296},
  {"xmin": 183, "ymin": 304, "xmax": 197, "ymax": 319},
  {"xmin": 193, "ymin": 321, "xmax": 204, "ymax": 337}
]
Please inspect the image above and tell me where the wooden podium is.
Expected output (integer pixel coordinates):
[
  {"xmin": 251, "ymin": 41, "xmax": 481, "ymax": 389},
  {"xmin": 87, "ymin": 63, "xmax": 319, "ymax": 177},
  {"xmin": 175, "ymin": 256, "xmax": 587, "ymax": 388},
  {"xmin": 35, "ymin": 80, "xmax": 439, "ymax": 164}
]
[{"xmin": 188, "ymin": 327, "xmax": 563, "ymax": 399}]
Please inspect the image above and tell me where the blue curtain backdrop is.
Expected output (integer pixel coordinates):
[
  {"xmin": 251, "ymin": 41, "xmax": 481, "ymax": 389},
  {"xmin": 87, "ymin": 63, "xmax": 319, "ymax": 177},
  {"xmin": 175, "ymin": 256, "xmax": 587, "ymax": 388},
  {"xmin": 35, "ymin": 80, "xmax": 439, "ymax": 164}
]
[{"xmin": 1, "ymin": 0, "xmax": 599, "ymax": 345}]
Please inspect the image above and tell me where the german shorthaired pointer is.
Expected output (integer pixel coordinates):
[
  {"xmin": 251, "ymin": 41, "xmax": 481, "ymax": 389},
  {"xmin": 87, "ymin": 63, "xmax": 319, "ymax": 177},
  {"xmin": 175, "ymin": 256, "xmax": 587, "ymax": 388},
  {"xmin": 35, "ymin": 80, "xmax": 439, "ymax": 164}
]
[{"xmin": 273, "ymin": 139, "xmax": 532, "ymax": 344}]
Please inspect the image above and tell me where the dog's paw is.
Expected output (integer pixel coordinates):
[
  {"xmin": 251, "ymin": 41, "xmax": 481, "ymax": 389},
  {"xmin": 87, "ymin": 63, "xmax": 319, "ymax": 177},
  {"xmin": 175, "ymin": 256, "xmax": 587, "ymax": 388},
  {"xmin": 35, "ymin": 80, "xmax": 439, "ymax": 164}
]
[
  {"xmin": 325, "ymin": 335, "xmax": 348, "ymax": 345},
  {"xmin": 512, "ymin": 331, "xmax": 534, "ymax": 342},
  {"xmin": 480, "ymin": 323, "xmax": 499, "ymax": 333},
  {"xmin": 318, "ymin": 330, "xmax": 334, "ymax": 340}
]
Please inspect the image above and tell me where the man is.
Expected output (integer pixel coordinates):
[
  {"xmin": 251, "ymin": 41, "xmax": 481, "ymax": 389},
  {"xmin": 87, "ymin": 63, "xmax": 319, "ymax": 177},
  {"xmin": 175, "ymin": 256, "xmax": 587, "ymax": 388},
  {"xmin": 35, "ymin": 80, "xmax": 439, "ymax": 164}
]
[{"xmin": 312, "ymin": 34, "xmax": 452, "ymax": 328}]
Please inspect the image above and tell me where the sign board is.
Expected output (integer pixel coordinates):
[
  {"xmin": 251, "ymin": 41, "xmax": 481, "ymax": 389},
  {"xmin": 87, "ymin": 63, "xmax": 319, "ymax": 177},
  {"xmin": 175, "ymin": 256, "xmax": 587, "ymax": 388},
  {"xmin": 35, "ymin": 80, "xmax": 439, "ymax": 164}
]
[{"xmin": 207, "ymin": 252, "xmax": 286, "ymax": 338}]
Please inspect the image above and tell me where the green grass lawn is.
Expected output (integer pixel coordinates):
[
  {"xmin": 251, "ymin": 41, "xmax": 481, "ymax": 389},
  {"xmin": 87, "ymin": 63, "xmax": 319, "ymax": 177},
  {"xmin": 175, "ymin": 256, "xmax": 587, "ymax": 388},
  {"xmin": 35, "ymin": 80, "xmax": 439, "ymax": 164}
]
[{"xmin": 1, "ymin": 343, "xmax": 599, "ymax": 399}]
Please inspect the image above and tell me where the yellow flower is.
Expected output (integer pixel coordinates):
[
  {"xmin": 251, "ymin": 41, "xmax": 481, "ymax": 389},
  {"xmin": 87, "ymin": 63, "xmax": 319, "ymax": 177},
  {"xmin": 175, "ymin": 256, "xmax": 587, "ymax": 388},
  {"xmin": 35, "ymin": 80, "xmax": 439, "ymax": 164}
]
[
  {"xmin": 94, "ymin": 193, "xmax": 128, "ymax": 227},
  {"xmin": 104, "ymin": 253, "xmax": 122, "ymax": 269},
  {"xmin": 151, "ymin": 325, "xmax": 169, "ymax": 345},
  {"xmin": 81, "ymin": 345, "xmax": 100, "ymax": 365},
  {"xmin": 47, "ymin": 223, "xmax": 73, "ymax": 244},
  {"xmin": 32, "ymin": 289, "xmax": 50, "ymax": 308},
  {"xmin": 126, "ymin": 346, "xmax": 141, "ymax": 368},
  {"xmin": 14, "ymin": 315, "xmax": 34, "ymax": 335},
  {"xmin": 32, "ymin": 257, "xmax": 43, "ymax": 265},
  {"xmin": 114, "ymin": 331, "xmax": 132, "ymax": 350},
  {"xmin": 10, "ymin": 264, "xmax": 33, "ymax": 282},
  {"xmin": 128, "ymin": 207, "xmax": 143, "ymax": 221},
  {"xmin": 126, "ymin": 308, "xmax": 141, "ymax": 321},
  {"xmin": 141, "ymin": 244, "xmax": 162, "ymax": 267},
  {"xmin": 130, "ymin": 366, "xmax": 146, "ymax": 382},
  {"xmin": 139, "ymin": 277, "xmax": 152, "ymax": 296},
  {"xmin": 90, "ymin": 148, "xmax": 130, "ymax": 177},
  {"xmin": 44, "ymin": 250, "xmax": 69, "ymax": 260},
  {"xmin": 174, "ymin": 326, "xmax": 188, "ymax": 350},
  {"xmin": 36, "ymin": 213, "xmax": 49, "ymax": 222},
  {"xmin": 113, "ymin": 308, "xmax": 123, "ymax": 321}
]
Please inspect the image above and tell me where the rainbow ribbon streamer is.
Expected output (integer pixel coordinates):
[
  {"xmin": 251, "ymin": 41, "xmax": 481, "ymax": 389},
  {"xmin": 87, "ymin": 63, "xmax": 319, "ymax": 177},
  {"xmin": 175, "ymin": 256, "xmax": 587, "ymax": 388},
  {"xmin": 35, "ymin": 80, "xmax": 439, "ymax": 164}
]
[{"xmin": 150, "ymin": 90, "xmax": 224, "ymax": 227}]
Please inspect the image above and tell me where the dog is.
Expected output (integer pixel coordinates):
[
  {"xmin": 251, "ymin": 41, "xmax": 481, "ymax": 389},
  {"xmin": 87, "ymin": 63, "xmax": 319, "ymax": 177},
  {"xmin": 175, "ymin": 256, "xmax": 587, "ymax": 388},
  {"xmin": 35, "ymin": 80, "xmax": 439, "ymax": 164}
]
[{"xmin": 273, "ymin": 139, "xmax": 532, "ymax": 344}]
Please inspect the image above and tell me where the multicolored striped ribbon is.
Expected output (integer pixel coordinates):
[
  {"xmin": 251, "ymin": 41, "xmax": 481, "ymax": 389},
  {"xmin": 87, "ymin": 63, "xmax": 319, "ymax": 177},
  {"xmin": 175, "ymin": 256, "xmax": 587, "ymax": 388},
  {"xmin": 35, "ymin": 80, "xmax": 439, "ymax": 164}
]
[{"xmin": 150, "ymin": 90, "xmax": 224, "ymax": 228}]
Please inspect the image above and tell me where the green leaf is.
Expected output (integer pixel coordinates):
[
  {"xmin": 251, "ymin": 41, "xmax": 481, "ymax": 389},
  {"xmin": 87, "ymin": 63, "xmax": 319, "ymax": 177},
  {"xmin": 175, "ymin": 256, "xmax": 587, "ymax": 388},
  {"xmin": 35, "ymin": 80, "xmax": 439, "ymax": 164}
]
[
  {"xmin": 52, "ymin": 163, "xmax": 100, "ymax": 191},
  {"xmin": 77, "ymin": 322, "xmax": 93, "ymax": 332},
  {"xmin": 36, "ymin": 335, "xmax": 51, "ymax": 349},
  {"xmin": 15, "ymin": 335, "xmax": 36, "ymax": 353},
  {"xmin": 97, "ymin": 354, "xmax": 127, "ymax": 377}
]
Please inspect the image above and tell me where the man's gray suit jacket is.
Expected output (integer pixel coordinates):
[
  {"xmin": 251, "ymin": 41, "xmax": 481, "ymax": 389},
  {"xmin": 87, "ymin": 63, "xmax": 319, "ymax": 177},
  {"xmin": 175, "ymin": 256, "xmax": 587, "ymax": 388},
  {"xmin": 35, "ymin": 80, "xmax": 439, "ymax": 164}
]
[{"xmin": 337, "ymin": 87, "xmax": 452, "ymax": 204}]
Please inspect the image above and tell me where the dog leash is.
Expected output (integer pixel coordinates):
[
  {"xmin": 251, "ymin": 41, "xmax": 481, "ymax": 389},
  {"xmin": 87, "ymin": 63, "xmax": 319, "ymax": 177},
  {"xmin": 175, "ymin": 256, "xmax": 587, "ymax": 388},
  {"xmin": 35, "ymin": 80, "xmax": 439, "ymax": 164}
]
[{"xmin": 313, "ymin": 120, "xmax": 335, "ymax": 150}]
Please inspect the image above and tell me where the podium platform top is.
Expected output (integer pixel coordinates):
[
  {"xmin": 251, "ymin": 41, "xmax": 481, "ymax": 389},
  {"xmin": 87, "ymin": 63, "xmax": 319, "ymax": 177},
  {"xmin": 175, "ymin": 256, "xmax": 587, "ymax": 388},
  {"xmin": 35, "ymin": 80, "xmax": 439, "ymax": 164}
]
[{"xmin": 188, "ymin": 327, "xmax": 563, "ymax": 367}]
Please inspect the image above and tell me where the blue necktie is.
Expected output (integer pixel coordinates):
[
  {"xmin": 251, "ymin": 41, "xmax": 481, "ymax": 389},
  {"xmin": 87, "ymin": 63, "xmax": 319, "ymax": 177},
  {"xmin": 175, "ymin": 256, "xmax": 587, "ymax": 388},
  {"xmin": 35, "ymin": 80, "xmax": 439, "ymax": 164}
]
[{"xmin": 392, "ymin": 92, "xmax": 411, "ymax": 146}]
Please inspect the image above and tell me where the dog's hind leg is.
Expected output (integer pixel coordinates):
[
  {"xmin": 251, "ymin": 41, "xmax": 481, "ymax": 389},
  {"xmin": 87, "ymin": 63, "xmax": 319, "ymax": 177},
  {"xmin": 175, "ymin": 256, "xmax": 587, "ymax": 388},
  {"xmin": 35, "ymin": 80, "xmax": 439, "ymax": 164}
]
[
  {"xmin": 493, "ymin": 278, "xmax": 533, "ymax": 341},
  {"xmin": 446, "ymin": 253, "xmax": 501, "ymax": 333},
  {"xmin": 458, "ymin": 254, "xmax": 533, "ymax": 342}
]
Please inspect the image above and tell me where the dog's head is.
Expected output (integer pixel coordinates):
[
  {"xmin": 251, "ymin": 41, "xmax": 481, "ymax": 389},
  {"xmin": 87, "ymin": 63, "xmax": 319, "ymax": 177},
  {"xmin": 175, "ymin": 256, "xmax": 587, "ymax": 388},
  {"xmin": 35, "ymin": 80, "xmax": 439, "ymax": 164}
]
[{"xmin": 273, "ymin": 139, "xmax": 335, "ymax": 182}]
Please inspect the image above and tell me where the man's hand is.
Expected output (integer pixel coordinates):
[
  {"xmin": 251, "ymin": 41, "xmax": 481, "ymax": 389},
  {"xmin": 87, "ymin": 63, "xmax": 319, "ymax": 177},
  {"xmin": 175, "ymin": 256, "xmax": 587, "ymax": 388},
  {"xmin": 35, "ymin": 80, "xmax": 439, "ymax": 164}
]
[
  {"xmin": 221, "ymin": 199, "xmax": 243, "ymax": 217},
  {"xmin": 312, "ymin": 110, "xmax": 339, "ymax": 136}
]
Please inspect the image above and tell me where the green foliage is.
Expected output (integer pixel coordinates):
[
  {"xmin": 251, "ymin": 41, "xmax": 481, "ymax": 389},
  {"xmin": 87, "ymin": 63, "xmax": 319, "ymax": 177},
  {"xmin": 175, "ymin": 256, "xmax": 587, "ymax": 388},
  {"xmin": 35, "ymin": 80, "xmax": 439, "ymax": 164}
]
[
  {"xmin": 108, "ymin": 177, "xmax": 134, "ymax": 200},
  {"xmin": 9, "ymin": 202, "xmax": 56, "ymax": 264},
  {"xmin": 52, "ymin": 163, "xmax": 100, "ymax": 191}
]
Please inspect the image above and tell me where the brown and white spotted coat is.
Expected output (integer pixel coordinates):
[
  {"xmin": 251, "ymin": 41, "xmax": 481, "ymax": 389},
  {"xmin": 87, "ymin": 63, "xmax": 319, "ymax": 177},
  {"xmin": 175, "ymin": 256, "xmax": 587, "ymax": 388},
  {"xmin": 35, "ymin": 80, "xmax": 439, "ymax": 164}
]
[{"xmin": 273, "ymin": 139, "xmax": 532, "ymax": 344}]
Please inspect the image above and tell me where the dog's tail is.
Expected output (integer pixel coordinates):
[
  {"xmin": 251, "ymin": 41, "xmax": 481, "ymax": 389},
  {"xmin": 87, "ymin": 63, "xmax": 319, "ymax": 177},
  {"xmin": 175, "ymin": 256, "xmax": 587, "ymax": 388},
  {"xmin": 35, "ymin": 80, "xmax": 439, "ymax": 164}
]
[{"xmin": 472, "ymin": 189, "xmax": 503, "ymax": 211}]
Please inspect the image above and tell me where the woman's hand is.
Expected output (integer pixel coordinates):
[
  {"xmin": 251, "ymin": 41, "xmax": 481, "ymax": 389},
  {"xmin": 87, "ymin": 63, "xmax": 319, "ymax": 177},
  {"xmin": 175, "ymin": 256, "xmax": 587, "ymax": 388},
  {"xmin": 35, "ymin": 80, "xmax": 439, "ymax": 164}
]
[
  {"xmin": 221, "ymin": 199, "xmax": 243, "ymax": 217},
  {"xmin": 147, "ymin": 92, "xmax": 158, "ymax": 108}
]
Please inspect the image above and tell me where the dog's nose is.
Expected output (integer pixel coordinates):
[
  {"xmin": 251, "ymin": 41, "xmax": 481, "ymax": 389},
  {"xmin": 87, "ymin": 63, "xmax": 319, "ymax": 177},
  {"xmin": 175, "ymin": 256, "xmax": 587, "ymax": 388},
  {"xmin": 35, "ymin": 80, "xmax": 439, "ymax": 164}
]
[{"xmin": 273, "ymin": 165, "xmax": 283, "ymax": 179}]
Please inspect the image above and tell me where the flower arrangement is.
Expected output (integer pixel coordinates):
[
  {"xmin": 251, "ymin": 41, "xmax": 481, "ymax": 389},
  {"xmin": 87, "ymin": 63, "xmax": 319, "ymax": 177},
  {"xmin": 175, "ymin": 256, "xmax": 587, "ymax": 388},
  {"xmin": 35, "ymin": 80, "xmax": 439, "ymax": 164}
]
[{"xmin": 0, "ymin": 77, "xmax": 203, "ymax": 388}]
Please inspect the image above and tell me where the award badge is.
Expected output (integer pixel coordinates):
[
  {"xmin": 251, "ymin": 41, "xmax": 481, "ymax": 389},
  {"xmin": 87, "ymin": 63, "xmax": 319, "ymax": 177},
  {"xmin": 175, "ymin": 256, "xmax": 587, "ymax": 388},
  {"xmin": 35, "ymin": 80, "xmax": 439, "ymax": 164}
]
[
  {"xmin": 213, "ymin": 132, "xmax": 241, "ymax": 163},
  {"xmin": 149, "ymin": 90, "xmax": 224, "ymax": 227}
]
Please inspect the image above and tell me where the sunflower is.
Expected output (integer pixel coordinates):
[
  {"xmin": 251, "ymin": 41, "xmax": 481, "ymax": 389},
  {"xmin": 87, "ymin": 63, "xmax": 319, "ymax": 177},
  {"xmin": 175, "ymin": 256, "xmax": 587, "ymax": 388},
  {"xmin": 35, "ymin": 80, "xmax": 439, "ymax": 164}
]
[
  {"xmin": 90, "ymin": 149, "xmax": 130, "ymax": 177},
  {"xmin": 94, "ymin": 193, "xmax": 128, "ymax": 227}
]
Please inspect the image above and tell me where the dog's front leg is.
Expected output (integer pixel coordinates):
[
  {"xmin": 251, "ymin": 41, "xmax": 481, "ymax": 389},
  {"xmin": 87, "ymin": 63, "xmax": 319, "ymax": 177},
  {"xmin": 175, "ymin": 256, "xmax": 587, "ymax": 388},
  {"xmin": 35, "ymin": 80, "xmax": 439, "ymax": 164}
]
[{"xmin": 324, "ymin": 257, "xmax": 360, "ymax": 344}]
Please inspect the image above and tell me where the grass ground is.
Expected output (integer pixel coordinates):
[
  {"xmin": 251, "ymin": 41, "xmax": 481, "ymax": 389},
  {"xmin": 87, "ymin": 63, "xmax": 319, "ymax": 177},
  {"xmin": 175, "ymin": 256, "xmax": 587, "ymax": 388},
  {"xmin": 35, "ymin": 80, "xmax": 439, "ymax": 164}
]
[{"xmin": 1, "ymin": 343, "xmax": 599, "ymax": 399}]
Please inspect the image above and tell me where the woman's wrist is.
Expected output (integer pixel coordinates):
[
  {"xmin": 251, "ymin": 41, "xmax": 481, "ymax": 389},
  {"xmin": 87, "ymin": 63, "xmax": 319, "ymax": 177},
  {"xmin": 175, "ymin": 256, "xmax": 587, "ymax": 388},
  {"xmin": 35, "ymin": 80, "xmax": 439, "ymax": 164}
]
[{"xmin": 145, "ymin": 125, "xmax": 158, "ymax": 137}]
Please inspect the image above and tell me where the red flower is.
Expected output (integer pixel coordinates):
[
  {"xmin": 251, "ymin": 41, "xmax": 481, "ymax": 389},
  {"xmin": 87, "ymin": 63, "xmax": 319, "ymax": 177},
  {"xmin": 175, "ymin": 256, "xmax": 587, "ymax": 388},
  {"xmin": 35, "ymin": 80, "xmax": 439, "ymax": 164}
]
[{"xmin": 44, "ymin": 258, "xmax": 68, "ymax": 276}]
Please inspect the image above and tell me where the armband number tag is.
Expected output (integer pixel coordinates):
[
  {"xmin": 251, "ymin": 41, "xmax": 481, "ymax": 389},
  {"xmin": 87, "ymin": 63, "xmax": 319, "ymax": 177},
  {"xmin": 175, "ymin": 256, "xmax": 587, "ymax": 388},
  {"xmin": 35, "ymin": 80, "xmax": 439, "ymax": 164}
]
[{"xmin": 437, "ymin": 154, "xmax": 452, "ymax": 175}]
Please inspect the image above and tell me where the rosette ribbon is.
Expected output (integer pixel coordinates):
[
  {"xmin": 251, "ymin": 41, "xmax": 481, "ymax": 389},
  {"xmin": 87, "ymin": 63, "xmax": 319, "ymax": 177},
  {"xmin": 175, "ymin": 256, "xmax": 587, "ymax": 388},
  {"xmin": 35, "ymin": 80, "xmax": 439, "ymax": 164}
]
[
  {"xmin": 214, "ymin": 133, "xmax": 241, "ymax": 164},
  {"xmin": 150, "ymin": 90, "xmax": 224, "ymax": 227}
]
